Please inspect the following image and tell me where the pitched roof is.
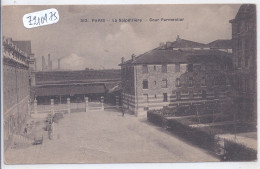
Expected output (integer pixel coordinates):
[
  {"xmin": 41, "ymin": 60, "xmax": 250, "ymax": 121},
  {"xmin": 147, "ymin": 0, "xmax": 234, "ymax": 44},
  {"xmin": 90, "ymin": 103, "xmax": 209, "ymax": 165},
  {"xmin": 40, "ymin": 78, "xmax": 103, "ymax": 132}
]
[
  {"xmin": 235, "ymin": 4, "xmax": 256, "ymax": 20},
  {"xmin": 230, "ymin": 4, "xmax": 256, "ymax": 23},
  {"xmin": 131, "ymin": 49, "xmax": 232, "ymax": 65},
  {"xmin": 121, "ymin": 38, "xmax": 232, "ymax": 66},
  {"xmin": 207, "ymin": 39, "xmax": 232, "ymax": 49},
  {"xmin": 13, "ymin": 41, "xmax": 32, "ymax": 55},
  {"xmin": 169, "ymin": 38, "xmax": 206, "ymax": 48}
]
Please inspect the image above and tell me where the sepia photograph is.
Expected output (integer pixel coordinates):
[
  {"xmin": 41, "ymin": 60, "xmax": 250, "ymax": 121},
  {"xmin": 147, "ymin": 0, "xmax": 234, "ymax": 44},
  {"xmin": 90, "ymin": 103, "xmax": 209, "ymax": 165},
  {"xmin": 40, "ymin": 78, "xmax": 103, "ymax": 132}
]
[{"xmin": 1, "ymin": 3, "xmax": 257, "ymax": 165}]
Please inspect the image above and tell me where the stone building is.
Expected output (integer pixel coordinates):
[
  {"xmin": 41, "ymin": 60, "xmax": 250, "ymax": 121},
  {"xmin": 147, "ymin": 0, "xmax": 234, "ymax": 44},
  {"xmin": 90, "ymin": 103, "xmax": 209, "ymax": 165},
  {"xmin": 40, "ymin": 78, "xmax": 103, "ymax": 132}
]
[
  {"xmin": 120, "ymin": 37, "xmax": 233, "ymax": 118},
  {"xmin": 2, "ymin": 37, "xmax": 33, "ymax": 150},
  {"xmin": 32, "ymin": 69, "xmax": 121, "ymax": 104},
  {"xmin": 229, "ymin": 4, "xmax": 257, "ymax": 121}
]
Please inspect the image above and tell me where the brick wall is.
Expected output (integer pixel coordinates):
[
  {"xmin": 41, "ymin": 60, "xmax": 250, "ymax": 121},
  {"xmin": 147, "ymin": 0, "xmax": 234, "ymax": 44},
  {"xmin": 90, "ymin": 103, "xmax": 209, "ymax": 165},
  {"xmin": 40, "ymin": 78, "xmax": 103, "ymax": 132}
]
[{"xmin": 122, "ymin": 63, "xmax": 232, "ymax": 117}]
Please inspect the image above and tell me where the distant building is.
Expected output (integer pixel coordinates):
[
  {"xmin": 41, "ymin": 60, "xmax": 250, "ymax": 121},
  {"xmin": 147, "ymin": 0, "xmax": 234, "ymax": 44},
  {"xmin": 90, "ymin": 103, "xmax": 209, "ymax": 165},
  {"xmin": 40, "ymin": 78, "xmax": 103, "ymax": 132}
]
[
  {"xmin": 2, "ymin": 37, "xmax": 32, "ymax": 150},
  {"xmin": 12, "ymin": 39, "xmax": 37, "ymax": 86},
  {"xmin": 32, "ymin": 69, "xmax": 121, "ymax": 104},
  {"xmin": 229, "ymin": 4, "xmax": 257, "ymax": 121},
  {"xmin": 120, "ymin": 36, "xmax": 233, "ymax": 117}
]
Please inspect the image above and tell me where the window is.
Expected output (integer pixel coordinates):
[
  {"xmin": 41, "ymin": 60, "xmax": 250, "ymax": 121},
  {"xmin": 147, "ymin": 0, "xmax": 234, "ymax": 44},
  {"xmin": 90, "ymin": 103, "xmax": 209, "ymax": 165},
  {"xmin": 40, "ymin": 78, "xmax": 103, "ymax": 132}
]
[
  {"xmin": 187, "ymin": 64, "xmax": 193, "ymax": 72},
  {"xmin": 175, "ymin": 64, "xmax": 180, "ymax": 72},
  {"xmin": 189, "ymin": 91, "xmax": 194, "ymax": 98},
  {"xmin": 189, "ymin": 77, "xmax": 193, "ymax": 87},
  {"xmin": 142, "ymin": 65, "xmax": 148, "ymax": 73},
  {"xmin": 162, "ymin": 64, "xmax": 167, "ymax": 73},
  {"xmin": 176, "ymin": 92, "xmax": 181, "ymax": 101},
  {"xmin": 202, "ymin": 90, "xmax": 207, "ymax": 99},
  {"xmin": 176, "ymin": 78, "xmax": 181, "ymax": 87},
  {"xmin": 154, "ymin": 81, "xmax": 156, "ymax": 85},
  {"xmin": 154, "ymin": 65, "xmax": 156, "ymax": 71},
  {"xmin": 245, "ymin": 56, "xmax": 249, "ymax": 67},
  {"xmin": 243, "ymin": 77, "xmax": 248, "ymax": 92},
  {"xmin": 214, "ymin": 90, "xmax": 219, "ymax": 98},
  {"xmin": 201, "ymin": 77, "xmax": 206, "ymax": 86},
  {"xmin": 163, "ymin": 93, "xmax": 168, "ymax": 102},
  {"xmin": 144, "ymin": 94, "xmax": 149, "ymax": 103},
  {"xmin": 201, "ymin": 65, "xmax": 206, "ymax": 71},
  {"xmin": 238, "ymin": 56, "xmax": 242, "ymax": 68},
  {"xmin": 162, "ymin": 79, "xmax": 167, "ymax": 88},
  {"xmin": 143, "ymin": 80, "xmax": 148, "ymax": 89},
  {"xmin": 154, "ymin": 94, "xmax": 157, "ymax": 99}
]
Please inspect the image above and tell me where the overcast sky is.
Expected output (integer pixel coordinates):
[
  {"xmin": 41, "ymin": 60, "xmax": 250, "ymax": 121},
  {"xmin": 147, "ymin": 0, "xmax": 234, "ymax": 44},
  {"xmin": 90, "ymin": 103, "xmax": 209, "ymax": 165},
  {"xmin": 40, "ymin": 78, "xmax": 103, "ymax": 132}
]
[{"xmin": 2, "ymin": 4, "xmax": 241, "ymax": 70}]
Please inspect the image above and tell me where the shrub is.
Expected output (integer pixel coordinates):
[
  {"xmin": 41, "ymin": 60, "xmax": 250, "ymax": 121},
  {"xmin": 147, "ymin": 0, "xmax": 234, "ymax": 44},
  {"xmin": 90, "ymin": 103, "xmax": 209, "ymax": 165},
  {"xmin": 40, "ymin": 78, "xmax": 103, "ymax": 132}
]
[{"xmin": 53, "ymin": 113, "xmax": 64, "ymax": 123}]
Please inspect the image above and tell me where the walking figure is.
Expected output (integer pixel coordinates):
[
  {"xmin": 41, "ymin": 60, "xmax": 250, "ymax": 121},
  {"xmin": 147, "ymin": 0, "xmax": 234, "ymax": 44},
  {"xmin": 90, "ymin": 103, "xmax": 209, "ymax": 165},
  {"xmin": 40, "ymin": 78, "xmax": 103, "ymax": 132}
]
[
  {"xmin": 24, "ymin": 127, "xmax": 27, "ymax": 134},
  {"xmin": 122, "ymin": 108, "xmax": 125, "ymax": 117}
]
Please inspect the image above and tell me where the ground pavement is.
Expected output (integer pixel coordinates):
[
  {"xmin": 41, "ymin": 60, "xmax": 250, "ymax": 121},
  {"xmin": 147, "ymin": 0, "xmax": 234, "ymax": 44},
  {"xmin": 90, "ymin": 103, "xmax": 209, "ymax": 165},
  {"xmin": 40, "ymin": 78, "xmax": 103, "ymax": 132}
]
[{"xmin": 5, "ymin": 107, "xmax": 219, "ymax": 164}]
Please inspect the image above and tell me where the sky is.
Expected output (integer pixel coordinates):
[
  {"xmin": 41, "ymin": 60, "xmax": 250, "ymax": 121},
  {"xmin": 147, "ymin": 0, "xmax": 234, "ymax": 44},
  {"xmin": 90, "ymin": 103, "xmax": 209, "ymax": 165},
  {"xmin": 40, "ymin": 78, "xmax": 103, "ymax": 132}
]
[{"xmin": 2, "ymin": 4, "xmax": 241, "ymax": 70}]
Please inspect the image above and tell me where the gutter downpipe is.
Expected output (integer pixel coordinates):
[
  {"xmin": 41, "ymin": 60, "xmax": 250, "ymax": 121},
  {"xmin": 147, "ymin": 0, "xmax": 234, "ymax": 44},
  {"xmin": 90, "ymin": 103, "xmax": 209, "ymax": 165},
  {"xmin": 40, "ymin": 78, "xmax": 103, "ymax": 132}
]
[{"xmin": 134, "ymin": 64, "xmax": 138, "ymax": 116}]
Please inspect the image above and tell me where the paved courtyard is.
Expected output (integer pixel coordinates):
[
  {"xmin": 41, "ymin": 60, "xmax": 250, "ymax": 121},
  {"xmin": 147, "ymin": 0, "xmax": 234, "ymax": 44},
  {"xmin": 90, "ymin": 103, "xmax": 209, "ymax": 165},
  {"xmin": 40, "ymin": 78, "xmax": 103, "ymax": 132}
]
[{"xmin": 5, "ymin": 107, "xmax": 219, "ymax": 164}]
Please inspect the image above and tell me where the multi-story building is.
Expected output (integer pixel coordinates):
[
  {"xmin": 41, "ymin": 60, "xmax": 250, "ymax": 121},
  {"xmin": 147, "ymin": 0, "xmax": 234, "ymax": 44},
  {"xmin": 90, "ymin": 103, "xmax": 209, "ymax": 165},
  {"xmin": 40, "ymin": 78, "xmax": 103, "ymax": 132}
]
[
  {"xmin": 120, "ymin": 37, "xmax": 233, "ymax": 118},
  {"xmin": 2, "ymin": 37, "xmax": 33, "ymax": 150},
  {"xmin": 229, "ymin": 4, "xmax": 257, "ymax": 121}
]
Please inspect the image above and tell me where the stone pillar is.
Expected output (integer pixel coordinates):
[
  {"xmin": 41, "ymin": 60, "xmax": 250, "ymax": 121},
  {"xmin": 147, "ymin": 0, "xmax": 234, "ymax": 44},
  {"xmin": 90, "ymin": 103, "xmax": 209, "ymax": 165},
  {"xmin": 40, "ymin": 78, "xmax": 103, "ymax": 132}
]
[
  {"xmin": 34, "ymin": 99, "xmax": 37, "ymax": 114},
  {"xmin": 101, "ymin": 96, "xmax": 104, "ymax": 110},
  {"xmin": 27, "ymin": 99, "xmax": 31, "ymax": 116},
  {"xmin": 67, "ymin": 98, "xmax": 71, "ymax": 114},
  {"xmin": 115, "ymin": 96, "xmax": 119, "ymax": 108},
  {"xmin": 50, "ymin": 99, "xmax": 54, "ymax": 116},
  {"xmin": 85, "ymin": 97, "xmax": 89, "ymax": 112},
  {"xmin": 50, "ymin": 99, "xmax": 54, "ymax": 140}
]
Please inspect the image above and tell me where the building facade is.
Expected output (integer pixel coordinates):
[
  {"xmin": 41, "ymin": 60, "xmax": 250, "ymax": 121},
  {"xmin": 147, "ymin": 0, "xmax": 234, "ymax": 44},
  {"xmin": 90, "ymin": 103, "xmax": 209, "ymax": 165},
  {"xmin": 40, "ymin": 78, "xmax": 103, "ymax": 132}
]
[
  {"xmin": 229, "ymin": 4, "xmax": 257, "ymax": 121},
  {"xmin": 31, "ymin": 69, "xmax": 121, "ymax": 104},
  {"xmin": 2, "ymin": 37, "xmax": 32, "ymax": 150},
  {"xmin": 120, "ymin": 37, "xmax": 233, "ymax": 117}
]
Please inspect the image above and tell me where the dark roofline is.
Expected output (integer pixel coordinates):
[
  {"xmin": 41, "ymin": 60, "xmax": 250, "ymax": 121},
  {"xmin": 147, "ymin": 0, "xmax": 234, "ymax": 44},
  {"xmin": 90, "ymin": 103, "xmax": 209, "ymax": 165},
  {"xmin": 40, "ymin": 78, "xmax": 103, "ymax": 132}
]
[
  {"xmin": 207, "ymin": 39, "xmax": 232, "ymax": 49},
  {"xmin": 230, "ymin": 4, "xmax": 256, "ymax": 23},
  {"xmin": 120, "ymin": 38, "xmax": 232, "ymax": 66}
]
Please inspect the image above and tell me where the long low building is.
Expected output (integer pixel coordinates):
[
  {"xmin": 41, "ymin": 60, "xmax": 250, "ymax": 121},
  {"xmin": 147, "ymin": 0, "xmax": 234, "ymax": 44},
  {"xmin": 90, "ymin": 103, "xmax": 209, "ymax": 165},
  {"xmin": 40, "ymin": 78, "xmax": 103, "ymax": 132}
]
[{"xmin": 31, "ymin": 69, "xmax": 121, "ymax": 104}]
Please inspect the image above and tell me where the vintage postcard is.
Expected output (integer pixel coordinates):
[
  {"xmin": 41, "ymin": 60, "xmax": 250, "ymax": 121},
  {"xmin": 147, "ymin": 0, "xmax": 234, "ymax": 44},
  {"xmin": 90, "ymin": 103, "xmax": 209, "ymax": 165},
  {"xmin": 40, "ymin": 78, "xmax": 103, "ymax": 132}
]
[{"xmin": 1, "ymin": 3, "xmax": 257, "ymax": 167}]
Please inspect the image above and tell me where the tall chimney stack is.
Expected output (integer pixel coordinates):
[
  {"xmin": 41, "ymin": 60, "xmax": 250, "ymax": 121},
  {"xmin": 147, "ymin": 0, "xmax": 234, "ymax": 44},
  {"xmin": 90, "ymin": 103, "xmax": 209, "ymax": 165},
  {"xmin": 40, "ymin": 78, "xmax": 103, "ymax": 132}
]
[
  {"xmin": 131, "ymin": 54, "xmax": 135, "ymax": 61},
  {"xmin": 58, "ymin": 58, "xmax": 61, "ymax": 70},
  {"xmin": 176, "ymin": 35, "xmax": 180, "ymax": 41},
  {"xmin": 48, "ymin": 54, "xmax": 52, "ymax": 71},
  {"xmin": 42, "ymin": 56, "xmax": 44, "ymax": 71},
  {"xmin": 50, "ymin": 61, "xmax": 52, "ymax": 71}
]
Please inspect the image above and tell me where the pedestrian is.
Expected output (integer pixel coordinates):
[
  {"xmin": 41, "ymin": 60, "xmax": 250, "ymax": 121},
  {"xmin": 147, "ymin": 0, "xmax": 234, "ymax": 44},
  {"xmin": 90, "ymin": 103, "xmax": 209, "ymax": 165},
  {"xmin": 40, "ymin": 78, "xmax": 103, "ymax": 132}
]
[
  {"xmin": 24, "ymin": 127, "xmax": 27, "ymax": 134},
  {"xmin": 122, "ymin": 108, "xmax": 125, "ymax": 117}
]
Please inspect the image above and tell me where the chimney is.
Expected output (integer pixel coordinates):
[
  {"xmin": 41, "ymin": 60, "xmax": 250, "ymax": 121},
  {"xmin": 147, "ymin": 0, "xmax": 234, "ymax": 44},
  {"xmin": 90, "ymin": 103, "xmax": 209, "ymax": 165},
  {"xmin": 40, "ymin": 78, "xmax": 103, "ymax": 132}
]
[
  {"xmin": 131, "ymin": 54, "xmax": 135, "ymax": 61},
  {"xmin": 58, "ymin": 58, "xmax": 61, "ymax": 70},
  {"xmin": 176, "ymin": 35, "xmax": 180, "ymax": 41},
  {"xmin": 49, "ymin": 61, "xmax": 52, "ymax": 71},
  {"xmin": 42, "ymin": 56, "xmax": 45, "ymax": 71},
  {"xmin": 48, "ymin": 54, "xmax": 51, "ymax": 70},
  {"xmin": 159, "ymin": 42, "xmax": 165, "ymax": 49},
  {"xmin": 166, "ymin": 41, "xmax": 172, "ymax": 48},
  {"xmin": 121, "ymin": 57, "xmax": 125, "ymax": 64}
]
